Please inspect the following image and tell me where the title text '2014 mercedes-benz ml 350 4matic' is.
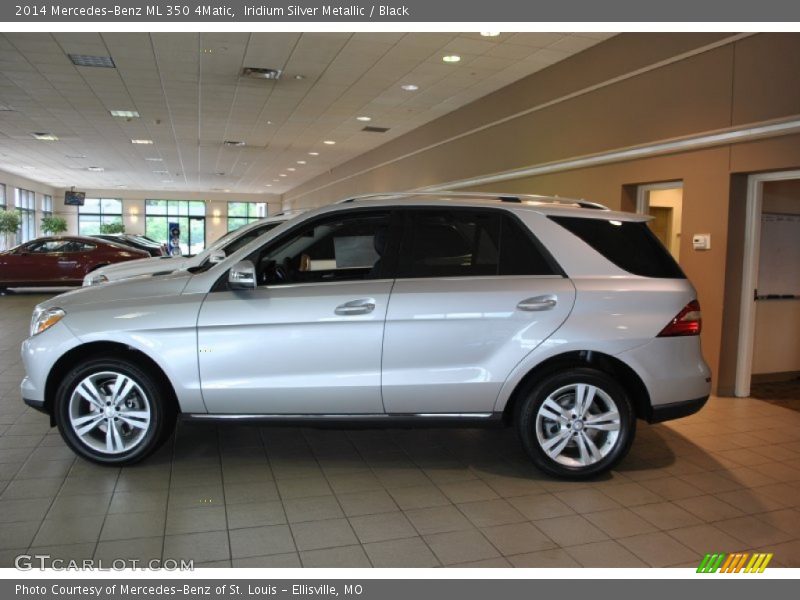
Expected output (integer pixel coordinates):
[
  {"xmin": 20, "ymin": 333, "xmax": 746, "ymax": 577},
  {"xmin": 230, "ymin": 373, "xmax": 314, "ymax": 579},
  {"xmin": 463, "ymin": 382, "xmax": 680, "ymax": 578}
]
[{"xmin": 21, "ymin": 192, "xmax": 711, "ymax": 479}]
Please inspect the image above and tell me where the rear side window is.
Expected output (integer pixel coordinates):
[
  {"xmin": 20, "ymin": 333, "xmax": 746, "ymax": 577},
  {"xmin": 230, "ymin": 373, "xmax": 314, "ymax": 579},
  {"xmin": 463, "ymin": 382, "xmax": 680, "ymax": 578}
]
[
  {"xmin": 401, "ymin": 210, "xmax": 558, "ymax": 278},
  {"xmin": 549, "ymin": 216, "xmax": 685, "ymax": 278}
]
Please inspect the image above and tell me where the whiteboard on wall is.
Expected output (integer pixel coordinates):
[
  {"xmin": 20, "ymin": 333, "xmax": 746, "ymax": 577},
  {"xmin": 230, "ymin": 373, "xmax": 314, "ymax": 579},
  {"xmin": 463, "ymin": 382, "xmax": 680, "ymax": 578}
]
[{"xmin": 757, "ymin": 212, "xmax": 800, "ymax": 297}]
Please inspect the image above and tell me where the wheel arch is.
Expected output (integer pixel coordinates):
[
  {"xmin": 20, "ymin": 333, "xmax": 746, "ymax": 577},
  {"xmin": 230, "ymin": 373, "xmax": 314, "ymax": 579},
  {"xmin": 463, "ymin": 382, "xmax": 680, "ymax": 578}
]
[
  {"xmin": 44, "ymin": 341, "xmax": 181, "ymax": 426},
  {"xmin": 501, "ymin": 350, "xmax": 652, "ymax": 424}
]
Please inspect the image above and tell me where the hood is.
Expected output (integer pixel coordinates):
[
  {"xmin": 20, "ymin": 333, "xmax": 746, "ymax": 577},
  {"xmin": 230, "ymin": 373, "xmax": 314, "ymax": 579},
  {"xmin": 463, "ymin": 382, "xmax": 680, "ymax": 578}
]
[
  {"xmin": 42, "ymin": 270, "xmax": 193, "ymax": 310},
  {"xmin": 94, "ymin": 255, "xmax": 187, "ymax": 278}
]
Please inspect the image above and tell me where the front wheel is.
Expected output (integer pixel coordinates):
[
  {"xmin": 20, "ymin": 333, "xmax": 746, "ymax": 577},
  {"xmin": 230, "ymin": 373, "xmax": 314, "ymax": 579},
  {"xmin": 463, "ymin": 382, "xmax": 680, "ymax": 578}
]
[
  {"xmin": 55, "ymin": 358, "xmax": 175, "ymax": 465},
  {"xmin": 516, "ymin": 368, "xmax": 635, "ymax": 479}
]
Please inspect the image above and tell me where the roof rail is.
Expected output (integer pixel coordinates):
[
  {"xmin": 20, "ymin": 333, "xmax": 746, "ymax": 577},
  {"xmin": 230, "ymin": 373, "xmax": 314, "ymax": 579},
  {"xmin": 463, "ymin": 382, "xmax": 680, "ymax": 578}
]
[{"xmin": 336, "ymin": 191, "xmax": 609, "ymax": 210}]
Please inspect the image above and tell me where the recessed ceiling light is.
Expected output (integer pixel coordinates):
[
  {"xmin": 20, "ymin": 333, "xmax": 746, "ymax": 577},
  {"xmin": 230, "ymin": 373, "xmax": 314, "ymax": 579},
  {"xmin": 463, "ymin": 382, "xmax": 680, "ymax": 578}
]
[
  {"xmin": 401, "ymin": 84, "xmax": 419, "ymax": 91},
  {"xmin": 153, "ymin": 170, "xmax": 169, "ymax": 175},
  {"xmin": 279, "ymin": 174, "xmax": 287, "ymax": 177},
  {"xmin": 308, "ymin": 152, "xmax": 319, "ymax": 156},
  {"xmin": 68, "ymin": 54, "xmax": 115, "ymax": 68},
  {"xmin": 224, "ymin": 140, "xmax": 246, "ymax": 147},
  {"xmin": 323, "ymin": 140, "xmax": 336, "ymax": 145},
  {"xmin": 66, "ymin": 154, "xmax": 87, "ymax": 159},
  {"xmin": 32, "ymin": 132, "xmax": 58, "ymax": 141},
  {"xmin": 356, "ymin": 116, "xmax": 372, "ymax": 122},
  {"xmin": 286, "ymin": 167, "xmax": 296, "ymax": 172},
  {"xmin": 294, "ymin": 74, "xmax": 306, "ymax": 80},
  {"xmin": 144, "ymin": 157, "xmax": 162, "ymax": 161},
  {"xmin": 214, "ymin": 172, "xmax": 225, "ymax": 176},
  {"xmin": 115, "ymin": 185, "xmax": 127, "ymax": 188},
  {"xmin": 87, "ymin": 166, "xmax": 104, "ymax": 172},
  {"xmin": 224, "ymin": 189, "xmax": 231, "ymax": 193},
  {"xmin": 131, "ymin": 139, "xmax": 153, "ymax": 145},
  {"xmin": 273, "ymin": 179, "xmax": 279, "ymax": 182},
  {"xmin": 265, "ymin": 184, "xmax": 272, "ymax": 187},
  {"xmin": 480, "ymin": 31, "xmax": 500, "ymax": 37},
  {"xmin": 442, "ymin": 54, "xmax": 461, "ymax": 63},
  {"xmin": 266, "ymin": 120, "xmax": 273, "ymax": 125},
  {"xmin": 296, "ymin": 160, "xmax": 306, "ymax": 165},
  {"xmin": 110, "ymin": 110, "xmax": 140, "ymax": 118}
]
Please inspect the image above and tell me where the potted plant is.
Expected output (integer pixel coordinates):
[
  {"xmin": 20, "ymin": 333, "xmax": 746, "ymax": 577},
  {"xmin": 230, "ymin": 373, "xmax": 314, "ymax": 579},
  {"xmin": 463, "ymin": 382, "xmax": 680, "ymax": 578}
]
[
  {"xmin": 0, "ymin": 210, "xmax": 21, "ymax": 251},
  {"xmin": 40, "ymin": 216, "xmax": 68, "ymax": 236},
  {"xmin": 99, "ymin": 222, "xmax": 125, "ymax": 234}
]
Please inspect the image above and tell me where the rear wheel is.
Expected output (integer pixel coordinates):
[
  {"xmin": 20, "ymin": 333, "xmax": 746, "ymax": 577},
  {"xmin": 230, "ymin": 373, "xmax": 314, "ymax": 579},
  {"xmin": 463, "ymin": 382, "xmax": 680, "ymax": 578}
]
[
  {"xmin": 516, "ymin": 368, "xmax": 635, "ymax": 479},
  {"xmin": 55, "ymin": 358, "xmax": 175, "ymax": 465}
]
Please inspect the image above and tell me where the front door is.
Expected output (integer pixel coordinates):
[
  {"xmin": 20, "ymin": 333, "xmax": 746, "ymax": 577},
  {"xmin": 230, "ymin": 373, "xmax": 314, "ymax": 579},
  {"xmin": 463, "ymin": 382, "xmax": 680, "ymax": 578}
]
[
  {"xmin": 197, "ymin": 209, "xmax": 397, "ymax": 414},
  {"xmin": 381, "ymin": 208, "xmax": 575, "ymax": 414}
]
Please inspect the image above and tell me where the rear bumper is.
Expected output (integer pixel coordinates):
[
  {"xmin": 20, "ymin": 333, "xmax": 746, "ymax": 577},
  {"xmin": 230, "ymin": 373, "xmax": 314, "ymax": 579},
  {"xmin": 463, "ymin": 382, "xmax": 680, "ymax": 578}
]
[{"xmin": 647, "ymin": 395, "xmax": 708, "ymax": 424}]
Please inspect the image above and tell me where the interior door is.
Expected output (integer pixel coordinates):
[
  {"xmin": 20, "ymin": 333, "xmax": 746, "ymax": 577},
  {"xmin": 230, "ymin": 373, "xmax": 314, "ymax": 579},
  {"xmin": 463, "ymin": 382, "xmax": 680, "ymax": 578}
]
[
  {"xmin": 197, "ymin": 209, "xmax": 397, "ymax": 415},
  {"xmin": 381, "ymin": 209, "xmax": 576, "ymax": 414}
]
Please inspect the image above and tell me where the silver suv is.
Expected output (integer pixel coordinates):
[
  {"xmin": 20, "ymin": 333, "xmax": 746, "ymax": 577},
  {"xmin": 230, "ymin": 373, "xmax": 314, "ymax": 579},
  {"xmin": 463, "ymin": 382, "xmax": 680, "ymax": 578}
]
[{"xmin": 21, "ymin": 193, "xmax": 711, "ymax": 479}]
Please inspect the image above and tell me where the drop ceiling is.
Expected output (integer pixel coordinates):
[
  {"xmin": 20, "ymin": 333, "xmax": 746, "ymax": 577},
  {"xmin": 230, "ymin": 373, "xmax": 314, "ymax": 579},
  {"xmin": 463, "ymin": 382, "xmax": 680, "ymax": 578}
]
[{"xmin": 0, "ymin": 32, "xmax": 615, "ymax": 195}]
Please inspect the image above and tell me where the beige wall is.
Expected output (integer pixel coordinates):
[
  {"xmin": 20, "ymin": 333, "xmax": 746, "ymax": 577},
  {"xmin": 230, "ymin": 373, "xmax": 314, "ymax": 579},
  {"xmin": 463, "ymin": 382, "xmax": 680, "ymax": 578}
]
[
  {"xmin": 0, "ymin": 173, "xmax": 281, "ymax": 248},
  {"xmin": 279, "ymin": 32, "xmax": 800, "ymax": 394}
]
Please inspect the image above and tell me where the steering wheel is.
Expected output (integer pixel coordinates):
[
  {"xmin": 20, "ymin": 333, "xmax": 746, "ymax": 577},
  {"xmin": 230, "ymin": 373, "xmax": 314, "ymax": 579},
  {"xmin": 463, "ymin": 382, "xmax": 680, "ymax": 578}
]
[{"xmin": 271, "ymin": 257, "xmax": 295, "ymax": 283}]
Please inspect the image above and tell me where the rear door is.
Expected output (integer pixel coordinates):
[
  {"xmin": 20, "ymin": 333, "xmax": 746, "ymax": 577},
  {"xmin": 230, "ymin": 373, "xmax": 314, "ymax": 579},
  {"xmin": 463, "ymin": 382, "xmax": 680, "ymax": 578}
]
[{"xmin": 381, "ymin": 208, "xmax": 575, "ymax": 414}]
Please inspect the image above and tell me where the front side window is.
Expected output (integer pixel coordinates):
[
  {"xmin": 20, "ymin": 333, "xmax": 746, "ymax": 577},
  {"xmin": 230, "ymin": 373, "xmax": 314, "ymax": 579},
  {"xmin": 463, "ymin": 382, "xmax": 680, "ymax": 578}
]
[
  {"xmin": 400, "ymin": 209, "xmax": 558, "ymax": 278},
  {"xmin": 253, "ymin": 212, "xmax": 392, "ymax": 286},
  {"xmin": 25, "ymin": 239, "xmax": 68, "ymax": 253}
]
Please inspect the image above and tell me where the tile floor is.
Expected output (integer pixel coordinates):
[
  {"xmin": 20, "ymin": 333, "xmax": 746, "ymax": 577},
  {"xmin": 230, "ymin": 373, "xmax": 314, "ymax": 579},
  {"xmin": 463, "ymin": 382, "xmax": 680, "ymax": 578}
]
[{"xmin": 1, "ymin": 292, "xmax": 800, "ymax": 568}]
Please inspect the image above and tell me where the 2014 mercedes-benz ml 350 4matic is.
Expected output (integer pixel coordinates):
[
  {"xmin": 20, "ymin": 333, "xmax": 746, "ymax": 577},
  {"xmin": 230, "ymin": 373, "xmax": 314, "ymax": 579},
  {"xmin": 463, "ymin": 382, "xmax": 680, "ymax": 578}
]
[{"xmin": 21, "ymin": 192, "xmax": 711, "ymax": 478}]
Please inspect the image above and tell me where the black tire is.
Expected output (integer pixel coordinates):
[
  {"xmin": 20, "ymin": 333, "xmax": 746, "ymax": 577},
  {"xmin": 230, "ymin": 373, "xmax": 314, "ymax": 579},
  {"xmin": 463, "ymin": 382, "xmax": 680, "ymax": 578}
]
[
  {"xmin": 55, "ymin": 357, "xmax": 175, "ymax": 465},
  {"xmin": 515, "ymin": 367, "xmax": 635, "ymax": 479}
]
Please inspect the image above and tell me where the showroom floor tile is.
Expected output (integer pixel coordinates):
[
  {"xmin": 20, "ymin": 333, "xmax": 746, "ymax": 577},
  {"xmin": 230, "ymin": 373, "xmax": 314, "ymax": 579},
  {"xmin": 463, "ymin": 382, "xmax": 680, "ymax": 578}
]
[{"xmin": 1, "ymin": 292, "xmax": 800, "ymax": 567}]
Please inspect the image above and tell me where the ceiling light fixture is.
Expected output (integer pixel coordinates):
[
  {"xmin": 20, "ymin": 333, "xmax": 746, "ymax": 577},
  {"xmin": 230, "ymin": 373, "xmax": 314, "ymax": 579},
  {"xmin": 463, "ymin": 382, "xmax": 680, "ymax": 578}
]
[
  {"xmin": 110, "ymin": 110, "xmax": 140, "ymax": 118},
  {"xmin": 153, "ymin": 170, "xmax": 169, "ymax": 175},
  {"xmin": 323, "ymin": 140, "xmax": 336, "ymax": 145},
  {"xmin": 279, "ymin": 173, "xmax": 287, "ymax": 177},
  {"xmin": 32, "ymin": 132, "xmax": 59, "ymax": 141},
  {"xmin": 224, "ymin": 140, "xmax": 246, "ymax": 147},
  {"xmin": 242, "ymin": 67, "xmax": 282, "ymax": 80},
  {"xmin": 131, "ymin": 139, "xmax": 153, "ymax": 144},
  {"xmin": 308, "ymin": 151, "xmax": 319, "ymax": 156},
  {"xmin": 294, "ymin": 74, "xmax": 306, "ymax": 80},
  {"xmin": 68, "ymin": 54, "xmax": 116, "ymax": 68},
  {"xmin": 287, "ymin": 167, "xmax": 296, "ymax": 171},
  {"xmin": 480, "ymin": 31, "xmax": 501, "ymax": 37},
  {"xmin": 144, "ymin": 157, "xmax": 162, "ymax": 161},
  {"xmin": 401, "ymin": 84, "xmax": 419, "ymax": 91},
  {"xmin": 87, "ymin": 166, "xmax": 104, "ymax": 172},
  {"xmin": 67, "ymin": 154, "xmax": 87, "ymax": 159},
  {"xmin": 296, "ymin": 160, "xmax": 306, "ymax": 165},
  {"xmin": 442, "ymin": 54, "xmax": 461, "ymax": 63},
  {"xmin": 356, "ymin": 116, "xmax": 372, "ymax": 122}
]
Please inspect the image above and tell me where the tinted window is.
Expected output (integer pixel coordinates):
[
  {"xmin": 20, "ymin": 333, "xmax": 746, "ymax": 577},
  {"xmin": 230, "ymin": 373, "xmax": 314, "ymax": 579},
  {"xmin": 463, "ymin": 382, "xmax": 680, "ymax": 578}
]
[
  {"xmin": 549, "ymin": 216, "xmax": 685, "ymax": 278},
  {"xmin": 26, "ymin": 240, "xmax": 68, "ymax": 253},
  {"xmin": 255, "ymin": 212, "xmax": 391, "ymax": 285},
  {"xmin": 402, "ymin": 210, "xmax": 558, "ymax": 278},
  {"xmin": 223, "ymin": 223, "xmax": 279, "ymax": 255}
]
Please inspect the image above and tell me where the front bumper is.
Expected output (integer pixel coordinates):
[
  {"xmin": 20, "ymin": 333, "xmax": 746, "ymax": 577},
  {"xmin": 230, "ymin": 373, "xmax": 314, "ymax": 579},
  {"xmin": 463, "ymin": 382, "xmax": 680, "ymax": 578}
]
[{"xmin": 23, "ymin": 394, "xmax": 47, "ymax": 414}]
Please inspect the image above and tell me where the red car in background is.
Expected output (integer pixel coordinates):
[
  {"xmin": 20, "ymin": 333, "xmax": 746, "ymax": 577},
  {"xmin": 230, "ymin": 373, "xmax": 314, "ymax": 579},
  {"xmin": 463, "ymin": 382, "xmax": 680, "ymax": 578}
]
[{"xmin": 0, "ymin": 235, "xmax": 149, "ymax": 291}]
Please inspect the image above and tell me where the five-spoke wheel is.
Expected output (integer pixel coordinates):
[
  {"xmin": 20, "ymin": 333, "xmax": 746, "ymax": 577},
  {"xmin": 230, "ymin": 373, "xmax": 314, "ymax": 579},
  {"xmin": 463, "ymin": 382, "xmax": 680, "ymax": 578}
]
[
  {"xmin": 55, "ymin": 358, "xmax": 174, "ymax": 465},
  {"xmin": 516, "ymin": 368, "xmax": 635, "ymax": 479}
]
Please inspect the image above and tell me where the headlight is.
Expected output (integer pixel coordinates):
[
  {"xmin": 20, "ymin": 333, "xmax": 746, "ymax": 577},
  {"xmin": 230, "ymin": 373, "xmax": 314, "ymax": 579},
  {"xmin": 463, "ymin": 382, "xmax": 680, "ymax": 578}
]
[
  {"xmin": 86, "ymin": 273, "xmax": 109, "ymax": 286},
  {"xmin": 30, "ymin": 307, "xmax": 66, "ymax": 337}
]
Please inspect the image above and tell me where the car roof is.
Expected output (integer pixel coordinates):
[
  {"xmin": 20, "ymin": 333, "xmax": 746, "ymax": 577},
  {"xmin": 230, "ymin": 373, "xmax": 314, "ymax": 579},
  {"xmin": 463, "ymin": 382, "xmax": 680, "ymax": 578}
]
[{"xmin": 329, "ymin": 191, "xmax": 648, "ymax": 222}]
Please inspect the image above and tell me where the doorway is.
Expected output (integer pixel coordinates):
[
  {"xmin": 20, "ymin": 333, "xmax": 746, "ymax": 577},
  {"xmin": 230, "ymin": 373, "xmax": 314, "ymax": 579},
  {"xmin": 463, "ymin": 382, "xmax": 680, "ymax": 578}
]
[
  {"xmin": 735, "ymin": 170, "xmax": 800, "ymax": 397},
  {"xmin": 636, "ymin": 182, "xmax": 683, "ymax": 260}
]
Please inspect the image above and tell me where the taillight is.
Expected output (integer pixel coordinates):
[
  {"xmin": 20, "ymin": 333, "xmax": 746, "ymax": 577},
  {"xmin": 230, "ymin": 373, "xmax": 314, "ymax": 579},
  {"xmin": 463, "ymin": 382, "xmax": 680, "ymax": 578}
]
[{"xmin": 658, "ymin": 300, "xmax": 702, "ymax": 337}]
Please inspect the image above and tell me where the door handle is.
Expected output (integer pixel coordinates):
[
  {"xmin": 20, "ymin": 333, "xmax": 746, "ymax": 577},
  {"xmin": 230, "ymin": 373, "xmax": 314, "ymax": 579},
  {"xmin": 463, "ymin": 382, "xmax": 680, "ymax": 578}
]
[
  {"xmin": 335, "ymin": 299, "xmax": 376, "ymax": 316},
  {"xmin": 517, "ymin": 294, "xmax": 558, "ymax": 311}
]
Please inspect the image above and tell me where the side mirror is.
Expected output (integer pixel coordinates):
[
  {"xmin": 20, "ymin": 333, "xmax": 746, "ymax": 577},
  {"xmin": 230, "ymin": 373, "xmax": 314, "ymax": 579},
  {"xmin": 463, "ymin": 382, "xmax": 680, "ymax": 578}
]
[
  {"xmin": 228, "ymin": 260, "xmax": 256, "ymax": 290},
  {"xmin": 208, "ymin": 250, "xmax": 226, "ymax": 264}
]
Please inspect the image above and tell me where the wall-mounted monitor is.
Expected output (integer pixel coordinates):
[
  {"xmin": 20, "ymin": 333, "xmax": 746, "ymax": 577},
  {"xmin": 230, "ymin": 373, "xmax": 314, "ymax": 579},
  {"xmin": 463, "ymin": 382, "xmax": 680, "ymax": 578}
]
[{"xmin": 64, "ymin": 190, "xmax": 85, "ymax": 206}]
